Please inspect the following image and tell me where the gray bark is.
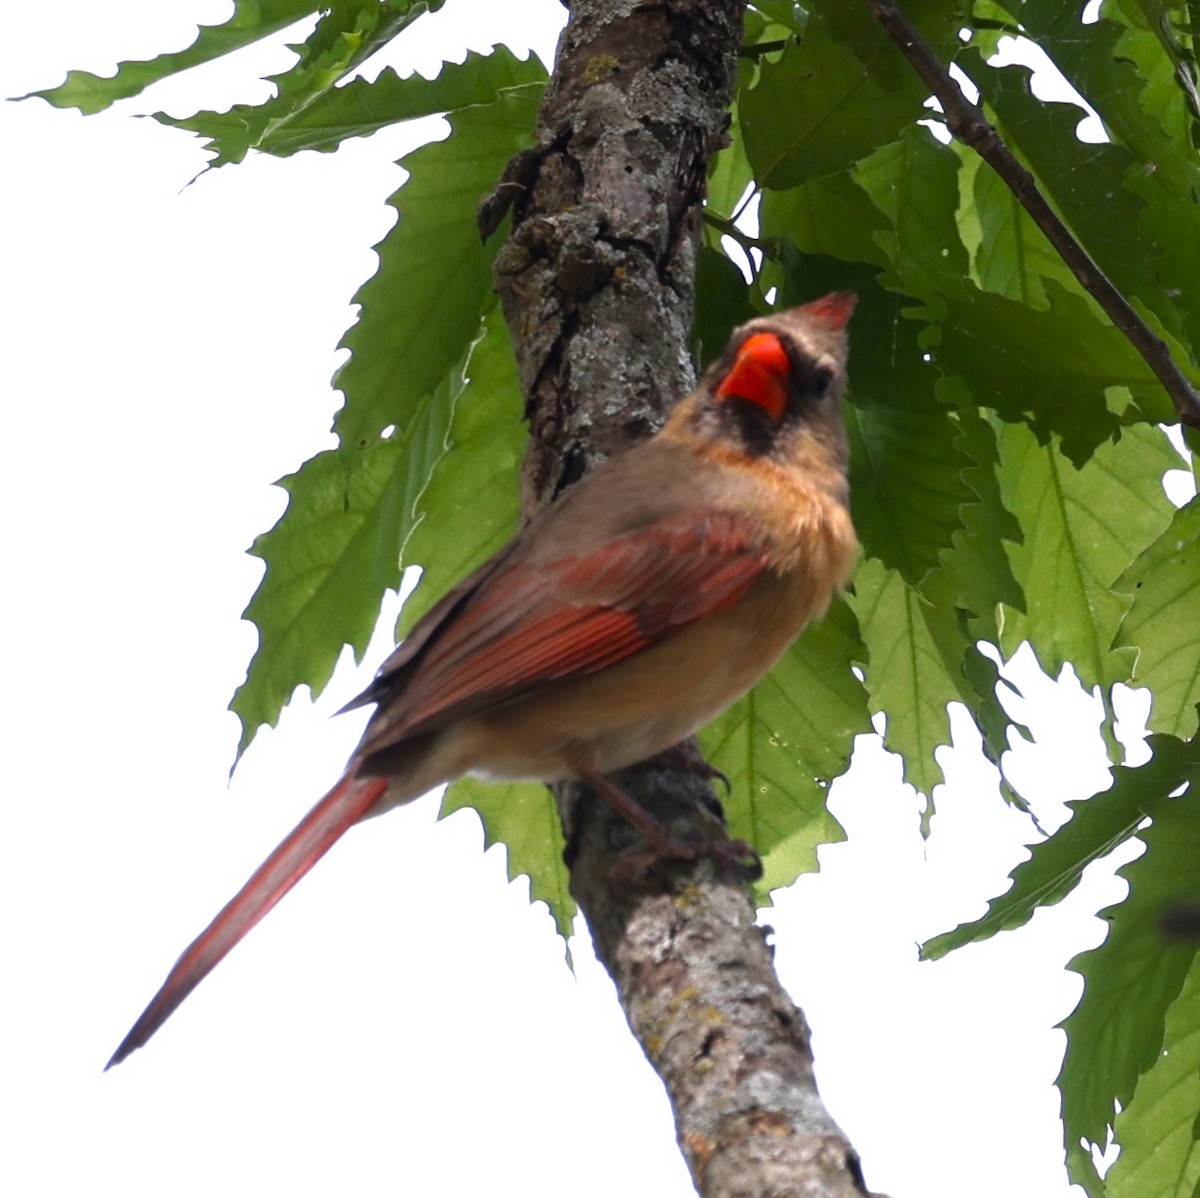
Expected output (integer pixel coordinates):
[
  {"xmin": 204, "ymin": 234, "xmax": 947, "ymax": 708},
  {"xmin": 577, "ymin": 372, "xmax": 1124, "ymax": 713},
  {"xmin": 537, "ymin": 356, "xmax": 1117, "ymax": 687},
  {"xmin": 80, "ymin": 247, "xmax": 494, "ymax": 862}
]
[{"xmin": 486, "ymin": 3, "xmax": 880, "ymax": 1194}]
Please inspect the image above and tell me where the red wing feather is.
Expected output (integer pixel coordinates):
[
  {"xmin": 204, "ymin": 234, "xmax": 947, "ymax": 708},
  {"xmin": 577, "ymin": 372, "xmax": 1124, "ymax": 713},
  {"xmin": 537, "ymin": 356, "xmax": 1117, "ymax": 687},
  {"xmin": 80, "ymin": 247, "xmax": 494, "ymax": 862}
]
[{"xmin": 356, "ymin": 511, "xmax": 768, "ymax": 758}]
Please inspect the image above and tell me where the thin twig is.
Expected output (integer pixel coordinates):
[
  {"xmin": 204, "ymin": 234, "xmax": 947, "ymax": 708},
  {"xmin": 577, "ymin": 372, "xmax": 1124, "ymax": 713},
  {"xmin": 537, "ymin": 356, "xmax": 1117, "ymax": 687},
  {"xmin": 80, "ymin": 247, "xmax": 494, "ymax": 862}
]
[
  {"xmin": 865, "ymin": 0, "xmax": 1200, "ymax": 430},
  {"xmin": 739, "ymin": 38, "xmax": 790, "ymax": 59},
  {"xmin": 703, "ymin": 209, "xmax": 777, "ymax": 255}
]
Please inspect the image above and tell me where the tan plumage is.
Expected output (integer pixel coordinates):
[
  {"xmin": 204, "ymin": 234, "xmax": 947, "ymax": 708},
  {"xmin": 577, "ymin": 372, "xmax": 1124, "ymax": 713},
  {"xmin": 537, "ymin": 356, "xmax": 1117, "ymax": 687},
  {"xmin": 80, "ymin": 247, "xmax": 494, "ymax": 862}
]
[{"xmin": 107, "ymin": 293, "xmax": 858, "ymax": 1068}]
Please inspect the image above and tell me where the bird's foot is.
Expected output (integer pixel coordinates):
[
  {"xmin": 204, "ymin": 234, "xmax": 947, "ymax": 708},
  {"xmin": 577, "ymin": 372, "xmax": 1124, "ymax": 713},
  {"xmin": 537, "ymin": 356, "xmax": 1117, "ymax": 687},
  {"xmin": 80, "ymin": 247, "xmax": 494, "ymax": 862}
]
[
  {"xmin": 653, "ymin": 742, "xmax": 732, "ymax": 794},
  {"xmin": 576, "ymin": 766, "xmax": 760, "ymax": 883},
  {"xmin": 610, "ymin": 833, "xmax": 762, "ymax": 885}
]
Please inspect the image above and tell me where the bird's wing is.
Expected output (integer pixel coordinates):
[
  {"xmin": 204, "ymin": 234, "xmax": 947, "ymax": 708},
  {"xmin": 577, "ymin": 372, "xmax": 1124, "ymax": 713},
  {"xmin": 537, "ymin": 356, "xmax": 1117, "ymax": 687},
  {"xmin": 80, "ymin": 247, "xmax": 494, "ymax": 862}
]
[{"xmin": 355, "ymin": 508, "xmax": 769, "ymax": 760}]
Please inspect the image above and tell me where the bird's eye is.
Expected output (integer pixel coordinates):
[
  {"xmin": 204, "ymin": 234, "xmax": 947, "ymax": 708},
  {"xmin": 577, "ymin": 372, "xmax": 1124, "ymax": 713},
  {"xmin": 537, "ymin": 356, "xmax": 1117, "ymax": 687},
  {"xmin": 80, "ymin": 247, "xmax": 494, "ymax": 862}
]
[{"xmin": 811, "ymin": 366, "xmax": 834, "ymax": 399}]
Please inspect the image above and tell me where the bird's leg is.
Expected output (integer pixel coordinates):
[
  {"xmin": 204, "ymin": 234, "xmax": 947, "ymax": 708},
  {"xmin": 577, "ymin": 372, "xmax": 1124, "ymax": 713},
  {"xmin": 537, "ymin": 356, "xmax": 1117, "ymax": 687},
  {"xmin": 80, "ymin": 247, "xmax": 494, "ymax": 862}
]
[{"xmin": 575, "ymin": 766, "xmax": 761, "ymax": 881}]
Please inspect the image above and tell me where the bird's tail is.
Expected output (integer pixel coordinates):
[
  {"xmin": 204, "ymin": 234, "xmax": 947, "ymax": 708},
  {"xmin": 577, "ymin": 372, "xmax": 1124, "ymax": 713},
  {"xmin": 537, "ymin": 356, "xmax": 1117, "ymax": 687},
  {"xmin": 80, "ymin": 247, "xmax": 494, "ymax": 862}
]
[{"xmin": 105, "ymin": 770, "xmax": 389, "ymax": 1069}]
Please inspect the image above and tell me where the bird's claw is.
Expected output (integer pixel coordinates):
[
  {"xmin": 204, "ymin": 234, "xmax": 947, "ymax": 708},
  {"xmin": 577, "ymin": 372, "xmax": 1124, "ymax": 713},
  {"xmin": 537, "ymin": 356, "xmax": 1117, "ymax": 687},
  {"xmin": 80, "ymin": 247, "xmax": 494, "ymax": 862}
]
[{"xmin": 610, "ymin": 832, "xmax": 762, "ymax": 885}]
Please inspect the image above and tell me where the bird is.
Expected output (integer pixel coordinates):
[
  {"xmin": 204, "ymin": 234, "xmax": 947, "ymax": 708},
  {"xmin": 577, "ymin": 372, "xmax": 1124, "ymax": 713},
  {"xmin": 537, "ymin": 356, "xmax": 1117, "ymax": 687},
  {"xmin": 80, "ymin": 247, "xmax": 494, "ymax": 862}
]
[{"xmin": 106, "ymin": 292, "xmax": 859, "ymax": 1069}]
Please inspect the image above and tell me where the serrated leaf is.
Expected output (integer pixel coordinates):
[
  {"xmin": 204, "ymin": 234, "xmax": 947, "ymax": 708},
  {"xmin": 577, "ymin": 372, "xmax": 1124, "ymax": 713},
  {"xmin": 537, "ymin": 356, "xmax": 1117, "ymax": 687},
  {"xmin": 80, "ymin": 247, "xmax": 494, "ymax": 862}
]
[
  {"xmin": 1113, "ymin": 2, "xmax": 1200, "ymax": 160},
  {"xmin": 333, "ymin": 82, "xmax": 542, "ymax": 446},
  {"xmin": 441, "ymin": 779, "xmax": 575, "ymax": 942},
  {"xmin": 968, "ymin": 158, "xmax": 1073, "ymax": 306},
  {"xmin": 395, "ymin": 306, "xmax": 525, "ymax": 637},
  {"xmin": 1115, "ymin": 497, "xmax": 1200, "ymax": 739},
  {"xmin": 1061, "ymin": 782, "xmax": 1200, "ymax": 1194},
  {"xmin": 995, "ymin": 3, "xmax": 1200, "ymax": 346},
  {"xmin": 995, "ymin": 421, "xmax": 1178, "ymax": 696},
  {"xmin": 933, "ymin": 279, "xmax": 1175, "ymax": 466},
  {"xmin": 231, "ymin": 344, "xmax": 467, "ymax": 754},
  {"xmin": 1104, "ymin": 954, "xmax": 1200, "ymax": 1198},
  {"xmin": 700, "ymin": 598, "xmax": 870, "ymax": 897},
  {"xmin": 847, "ymin": 393, "xmax": 974, "ymax": 584},
  {"xmin": 852, "ymin": 126, "xmax": 971, "ymax": 302},
  {"xmin": 23, "ymin": 0, "xmax": 322, "ymax": 114},
  {"xmin": 920, "ymin": 401, "xmax": 1024, "ymax": 641},
  {"xmin": 958, "ymin": 642, "xmax": 1026, "ymax": 800},
  {"xmin": 158, "ymin": 44, "xmax": 543, "ymax": 165},
  {"xmin": 964, "ymin": 44, "xmax": 1195, "ymax": 349},
  {"xmin": 843, "ymin": 299, "xmax": 975, "ymax": 584},
  {"xmin": 759, "ymin": 171, "xmax": 891, "ymax": 270},
  {"xmin": 741, "ymin": 0, "xmax": 960, "ymax": 188},
  {"xmin": 923, "ymin": 733, "xmax": 1200, "ymax": 960},
  {"xmin": 847, "ymin": 556, "xmax": 971, "ymax": 799}
]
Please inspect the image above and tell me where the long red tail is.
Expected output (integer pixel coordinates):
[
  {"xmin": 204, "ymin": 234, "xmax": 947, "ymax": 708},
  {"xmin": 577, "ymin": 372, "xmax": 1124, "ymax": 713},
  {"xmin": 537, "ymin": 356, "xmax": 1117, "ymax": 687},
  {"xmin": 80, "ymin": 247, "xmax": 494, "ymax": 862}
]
[{"xmin": 106, "ymin": 771, "xmax": 389, "ymax": 1069}]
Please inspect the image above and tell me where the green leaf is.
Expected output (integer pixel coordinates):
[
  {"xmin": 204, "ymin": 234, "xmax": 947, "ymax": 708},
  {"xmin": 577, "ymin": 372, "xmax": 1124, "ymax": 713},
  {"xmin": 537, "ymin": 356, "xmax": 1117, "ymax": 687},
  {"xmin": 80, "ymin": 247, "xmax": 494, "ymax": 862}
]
[
  {"xmin": 441, "ymin": 779, "xmax": 575, "ymax": 942},
  {"xmin": 932, "ymin": 280, "xmax": 1176, "ymax": 465},
  {"xmin": 1104, "ymin": 955, "xmax": 1200, "ymax": 1198},
  {"xmin": 967, "ymin": 156, "xmax": 1073, "ymax": 307},
  {"xmin": 1114, "ymin": 1, "xmax": 1200, "ymax": 157},
  {"xmin": 24, "ymin": 0, "xmax": 323, "ymax": 114},
  {"xmin": 395, "ymin": 306, "xmax": 525, "ymax": 638},
  {"xmin": 700, "ymin": 598, "xmax": 871, "ymax": 897},
  {"xmin": 748, "ymin": 1, "xmax": 808, "ymax": 37},
  {"xmin": 919, "ymin": 402, "xmax": 1024, "ymax": 642},
  {"xmin": 231, "ymin": 306, "xmax": 524, "ymax": 755},
  {"xmin": 995, "ymin": 421, "xmax": 1178, "ymax": 696},
  {"xmin": 333, "ymin": 82, "xmax": 543, "ymax": 446},
  {"xmin": 230, "ymin": 340, "xmax": 466, "ymax": 754},
  {"xmin": 1061, "ymin": 779, "xmax": 1200, "ymax": 1194},
  {"xmin": 777, "ymin": 255, "xmax": 980, "ymax": 597},
  {"xmin": 847, "ymin": 556, "xmax": 970, "ymax": 799},
  {"xmin": 693, "ymin": 243, "xmax": 758, "ymax": 368},
  {"xmin": 759, "ymin": 171, "xmax": 891, "ymax": 270},
  {"xmin": 993, "ymin": 8, "xmax": 1200, "ymax": 352},
  {"xmin": 852, "ymin": 126, "xmax": 971, "ymax": 302},
  {"xmin": 923, "ymin": 733, "xmax": 1200, "ymax": 960},
  {"xmin": 842, "ymin": 291, "xmax": 975, "ymax": 585},
  {"xmin": 158, "ymin": 44, "xmax": 544, "ymax": 166},
  {"xmin": 742, "ymin": 1, "xmax": 956, "ymax": 188},
  {"xmin": 963, "ymin": 45, "xmax": 1192, "ymax": 345},
  {"xmin": 1115, "ymin": 497, "xmax": 1200, "ymax": 740}
]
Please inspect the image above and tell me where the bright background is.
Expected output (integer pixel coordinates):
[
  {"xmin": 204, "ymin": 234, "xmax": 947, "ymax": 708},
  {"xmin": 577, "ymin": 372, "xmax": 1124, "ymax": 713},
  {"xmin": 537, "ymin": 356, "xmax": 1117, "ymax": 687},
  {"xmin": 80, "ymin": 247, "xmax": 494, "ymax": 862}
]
[{"xmin": 2, "ymin": 4, "xmax": 1170, "ymax": 1195}]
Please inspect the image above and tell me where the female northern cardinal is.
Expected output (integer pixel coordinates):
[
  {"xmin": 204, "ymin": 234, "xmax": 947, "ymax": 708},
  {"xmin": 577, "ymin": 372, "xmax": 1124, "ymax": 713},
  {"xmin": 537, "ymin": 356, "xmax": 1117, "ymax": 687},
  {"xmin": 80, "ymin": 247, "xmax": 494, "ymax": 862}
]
[{"xmin": 107, "ymin": 293, "xmax": 858, "ymax": 1068}]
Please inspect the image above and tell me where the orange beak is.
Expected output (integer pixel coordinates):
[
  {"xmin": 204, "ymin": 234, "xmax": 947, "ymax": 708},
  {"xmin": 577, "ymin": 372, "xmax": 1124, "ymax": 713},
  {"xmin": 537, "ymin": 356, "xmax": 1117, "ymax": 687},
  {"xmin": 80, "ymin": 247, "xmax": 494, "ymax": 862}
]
[{"xmin": 715, "ymin": 332, "xmax": 790, "ymax": 422}]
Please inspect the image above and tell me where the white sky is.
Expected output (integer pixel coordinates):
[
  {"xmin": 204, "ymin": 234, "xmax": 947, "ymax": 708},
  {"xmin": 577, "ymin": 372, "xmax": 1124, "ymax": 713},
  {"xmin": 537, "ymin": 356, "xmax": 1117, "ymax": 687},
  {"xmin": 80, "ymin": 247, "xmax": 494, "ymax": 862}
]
[{"xmin": 1, "ymin": 3, "xmax": 1159, "ymax": 1195}]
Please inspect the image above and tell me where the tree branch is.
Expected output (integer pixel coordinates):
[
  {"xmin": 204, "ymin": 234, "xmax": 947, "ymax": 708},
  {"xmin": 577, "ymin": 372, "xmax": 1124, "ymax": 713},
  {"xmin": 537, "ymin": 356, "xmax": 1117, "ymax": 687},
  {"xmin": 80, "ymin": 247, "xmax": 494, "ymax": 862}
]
[
  {"xmin": 487, "ymin": 1, "xmax": 878, "ymax": 1194},
  {"xmin": 865, "ymin": 0, "xmax": 1200, "ymax": 431}
]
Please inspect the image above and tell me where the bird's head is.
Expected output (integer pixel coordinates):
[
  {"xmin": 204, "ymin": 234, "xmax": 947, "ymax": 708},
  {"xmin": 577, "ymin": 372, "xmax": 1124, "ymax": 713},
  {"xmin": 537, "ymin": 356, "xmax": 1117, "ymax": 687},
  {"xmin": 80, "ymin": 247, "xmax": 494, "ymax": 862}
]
[{"xmin": 667, "ymin": 293, "xmax": 855, "ymax": 474}]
